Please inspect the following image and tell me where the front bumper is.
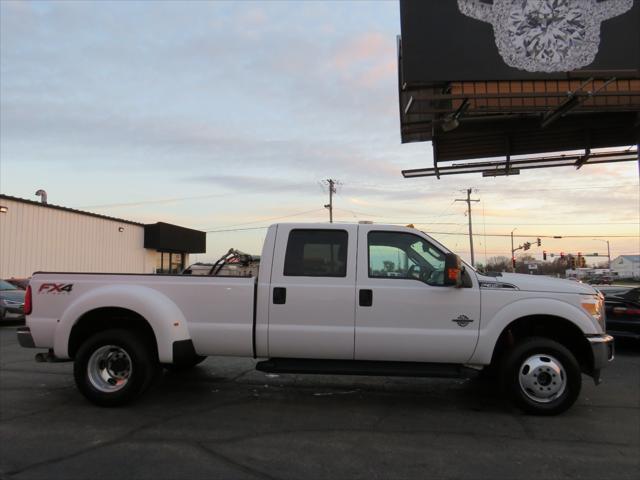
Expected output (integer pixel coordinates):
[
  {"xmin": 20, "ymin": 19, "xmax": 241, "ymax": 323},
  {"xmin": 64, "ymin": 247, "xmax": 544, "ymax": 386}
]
[{"xmin": 586, "ymin": 333, "xmax": 615, "ymax": 384}]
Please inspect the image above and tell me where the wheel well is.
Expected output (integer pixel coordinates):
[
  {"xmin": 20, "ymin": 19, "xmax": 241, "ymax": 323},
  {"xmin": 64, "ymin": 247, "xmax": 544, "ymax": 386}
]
[
  {"xmin": 68, "ymin": 307, "xmax": 158, "ymax": 359},
  {"xmin": 491, "ymin": 315, "xmax": 593, "ymax": 374}
]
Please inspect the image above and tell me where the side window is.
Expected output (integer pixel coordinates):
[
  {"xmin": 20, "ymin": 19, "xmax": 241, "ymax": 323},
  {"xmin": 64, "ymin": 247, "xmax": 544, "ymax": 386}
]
[
  {"xmin": 368, "ymin": 231, "xmax": 446, "ymax": 285},
  {"xmin": 284, "ymin": 229, "xmax": 348, "ymax": 277}
]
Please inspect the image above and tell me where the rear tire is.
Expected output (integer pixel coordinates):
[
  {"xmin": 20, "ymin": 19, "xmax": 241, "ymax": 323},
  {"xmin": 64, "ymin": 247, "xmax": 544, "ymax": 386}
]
[
  {"xmin": 74, "ymin": 329, "xmax": 158, "ymax": 407},
  {"xmin": 501, "ymin": 337, "xmax": 581, "ymax": 415}
]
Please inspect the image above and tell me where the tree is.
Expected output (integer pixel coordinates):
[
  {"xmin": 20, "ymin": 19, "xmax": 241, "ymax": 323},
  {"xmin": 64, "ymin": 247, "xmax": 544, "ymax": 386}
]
[{"xmin": 485, "ymin": 256, "xmax": 511, "ymax": 272}]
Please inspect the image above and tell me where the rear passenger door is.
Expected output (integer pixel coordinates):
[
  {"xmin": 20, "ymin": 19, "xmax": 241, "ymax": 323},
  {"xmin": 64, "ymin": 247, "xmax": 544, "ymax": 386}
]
[{"xmin": 268, "ymin": 225, "xmax": 357, "ymax": 359}]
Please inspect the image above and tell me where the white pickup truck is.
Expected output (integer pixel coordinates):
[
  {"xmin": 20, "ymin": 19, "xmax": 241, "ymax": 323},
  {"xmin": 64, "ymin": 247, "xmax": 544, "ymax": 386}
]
[{"xmin": 18, "ymin": 223, "xmax": 613, "ymax": 414}]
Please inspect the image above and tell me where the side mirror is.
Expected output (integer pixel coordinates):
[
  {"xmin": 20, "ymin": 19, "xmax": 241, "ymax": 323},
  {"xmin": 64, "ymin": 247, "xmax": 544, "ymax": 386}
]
[{"xmin": 443, "ymin": 253, "xmax": 463, "ymax": 287}]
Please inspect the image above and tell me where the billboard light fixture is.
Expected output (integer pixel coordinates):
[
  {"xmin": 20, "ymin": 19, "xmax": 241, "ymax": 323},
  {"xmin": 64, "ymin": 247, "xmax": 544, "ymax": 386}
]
[{"xmin": 402, "ymin": 148, "xmax": 637, "ymax": 178}]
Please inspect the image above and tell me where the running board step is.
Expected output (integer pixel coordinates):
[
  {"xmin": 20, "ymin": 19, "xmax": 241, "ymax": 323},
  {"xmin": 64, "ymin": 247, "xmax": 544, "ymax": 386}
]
[{"xmin": 256, "ymin": 358, "xmax": 479, "ymax": 379}]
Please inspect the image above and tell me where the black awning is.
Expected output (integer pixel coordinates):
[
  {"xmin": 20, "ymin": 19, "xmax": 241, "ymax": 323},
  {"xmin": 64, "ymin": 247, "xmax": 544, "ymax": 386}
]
[{"xmin": 144, "ymin": 222, "xmax": 206, "ymax": 254}]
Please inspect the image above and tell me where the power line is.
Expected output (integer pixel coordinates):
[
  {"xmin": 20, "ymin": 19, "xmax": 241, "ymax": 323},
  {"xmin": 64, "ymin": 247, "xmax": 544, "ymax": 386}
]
[
  {"xmin": 203, "ymin": 226, "xmax": 639, "ymax": 238},
  {"xmin": 346, "ymin": 181, "xmax": 638, "ymax": 191},
  {"xmin": 78, "ymin": 193, "xmax": 228, "ymax": 209},
  {"xmin": 425, "ymin": 231, "xmax": 639, "ymax": 238},
  {"xmin": 206, "ymin": 226, "xmax": 269, "ymax": 234},
  {"xmin": 331, "ymin": 208, "xmax": 637, "ymax": 226},
  {"xmin": 200, "ymin": 208, "xmax": 324, "ymax": 231}
]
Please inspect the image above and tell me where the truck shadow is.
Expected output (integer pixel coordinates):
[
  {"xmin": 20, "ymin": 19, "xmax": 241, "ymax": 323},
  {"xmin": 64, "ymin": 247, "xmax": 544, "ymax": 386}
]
[{"xmin": 153, "ymin": 365, "xmax": 510, "ymax": 414}]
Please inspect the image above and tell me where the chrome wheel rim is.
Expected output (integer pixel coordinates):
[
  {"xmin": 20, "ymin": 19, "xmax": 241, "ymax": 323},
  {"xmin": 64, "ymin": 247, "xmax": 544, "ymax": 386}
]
[
  {"xmin": 518, "ymin": 354, "xmax": 566, "ymax": 404},
  {"xmin": 87, "ymin": 345, "xmax": 132, "ymax": 393}
]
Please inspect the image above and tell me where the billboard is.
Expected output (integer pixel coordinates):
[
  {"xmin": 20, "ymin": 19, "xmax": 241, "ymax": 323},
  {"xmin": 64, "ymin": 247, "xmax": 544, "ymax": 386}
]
[{"xmin": 400, "ymin": 0, "xmax": 640, "ymax": 83}]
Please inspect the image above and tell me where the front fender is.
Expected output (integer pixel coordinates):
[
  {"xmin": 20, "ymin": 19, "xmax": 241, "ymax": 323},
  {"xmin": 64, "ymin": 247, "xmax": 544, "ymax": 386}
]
[
  {"xmin": 53, "ymin": 284, "xmax": 190, "ymax": 363},
  {"xmin": 469, "ymin": 296, "xmax": 597, "ymax": 364}
]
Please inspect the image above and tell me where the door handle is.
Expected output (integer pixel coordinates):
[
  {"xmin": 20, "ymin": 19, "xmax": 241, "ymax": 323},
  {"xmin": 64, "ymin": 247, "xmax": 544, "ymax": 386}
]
[
  {"xmin": 273, "ymin": 287, "xmax": 287, "ymax": 304},
  {"xmin": 359, "ymin": 289, "xmax": 373, "ymax": 307}
]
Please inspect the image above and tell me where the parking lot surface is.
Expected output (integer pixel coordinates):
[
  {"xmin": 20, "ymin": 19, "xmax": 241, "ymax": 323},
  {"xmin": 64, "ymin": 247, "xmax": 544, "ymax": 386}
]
[{"xmin": 1, "ymin": 326, "xmax": 638, "ymax": 480}]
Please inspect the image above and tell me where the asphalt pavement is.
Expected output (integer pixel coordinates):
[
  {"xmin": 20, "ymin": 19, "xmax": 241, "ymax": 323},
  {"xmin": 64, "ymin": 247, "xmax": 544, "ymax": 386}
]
[{"xmin": 1, "ymin": 326, "xmax": 638, "ymax": 480}]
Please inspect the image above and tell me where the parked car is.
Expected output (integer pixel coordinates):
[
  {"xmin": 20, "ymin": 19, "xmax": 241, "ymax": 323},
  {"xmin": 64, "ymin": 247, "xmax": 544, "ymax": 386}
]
[
  {"xmin": 603, "ymin": 287, "xmax": 640, "ymax": 340},
  {"xmin": 0, "ymin": 279, "xmax": 26, "ymax": 323},
  {"xmin": 18, "ymin": 223, "xmax": 613, "ymax": 414},
  {"xmin": 4, "ymin": 277, "xmax": 30, "ymax": 290},
  {"xmin": 596, "ymin": 285, "xmax": 633, "ymax": 298}
]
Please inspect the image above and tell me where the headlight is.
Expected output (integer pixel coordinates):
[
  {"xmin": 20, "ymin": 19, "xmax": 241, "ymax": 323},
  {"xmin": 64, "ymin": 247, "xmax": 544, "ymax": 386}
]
[{"xmin": 581, "ymin": 295, "xmax": 605, "ymax": 331}]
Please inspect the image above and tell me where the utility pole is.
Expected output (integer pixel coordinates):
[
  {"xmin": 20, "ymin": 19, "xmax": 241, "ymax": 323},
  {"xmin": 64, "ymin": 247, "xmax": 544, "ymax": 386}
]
[
  {"xmin": 510, "ymin": 228, "xmax": 517, "ymax": 272},
  {"xmin": 324, "ymin": 179, "xmax": 337, "ymax": 223},
  {"xmin": 455, "ymin": 188, "xmax": 480, "ymax": 266}
]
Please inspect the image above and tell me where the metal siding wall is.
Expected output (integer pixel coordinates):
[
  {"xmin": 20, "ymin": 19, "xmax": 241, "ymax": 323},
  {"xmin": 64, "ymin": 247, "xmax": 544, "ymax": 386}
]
[{"xmin": 0, "ymin": 199, "xmax": 153, "ymax": 278}]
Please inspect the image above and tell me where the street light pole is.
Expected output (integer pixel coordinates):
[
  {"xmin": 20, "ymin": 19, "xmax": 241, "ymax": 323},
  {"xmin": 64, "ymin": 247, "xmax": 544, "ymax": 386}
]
[{"xmin": 593, "ymin": 239, "xmax": 611, "ymax": 270}]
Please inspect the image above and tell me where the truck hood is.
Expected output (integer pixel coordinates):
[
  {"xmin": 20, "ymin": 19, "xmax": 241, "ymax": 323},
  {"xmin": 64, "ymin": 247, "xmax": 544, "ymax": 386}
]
[{"xmin": 477, "ymin": 272, "xmax": 598, "ymax": 295}]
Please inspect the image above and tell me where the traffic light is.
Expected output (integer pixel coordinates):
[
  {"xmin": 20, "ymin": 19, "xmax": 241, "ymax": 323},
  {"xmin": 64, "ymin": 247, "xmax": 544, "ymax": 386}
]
[
  {"xmin": 537, "ymin": 238, "xmax": 541, "ymax": 247},
  {"xmin": 560, "ymin": 252, "xmax": 565, "ymax": 260},
  {"xmin": 523, "ymin": 242, "xmax": 531, "ymax": 251},
  {"xmin": 543, "ymin": 250, "xmax": 547, "ymax": 261},
  {"xmin": 577, "ymin": 252, "xmax": 582, "ymax": 268},
  {"xmin": 512, "ymin": 257, "xmax": 516, "ymax": 269}
]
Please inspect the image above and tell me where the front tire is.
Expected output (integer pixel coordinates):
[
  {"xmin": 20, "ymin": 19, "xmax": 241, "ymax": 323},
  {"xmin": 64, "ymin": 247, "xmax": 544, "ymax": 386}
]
[
  {"xmin": 501, "ymin": 337, "xmax": 581, "ymax": 415},
  {"xmin": 73, "ymin": 329, "xmax": 158, "ymax": 407}
]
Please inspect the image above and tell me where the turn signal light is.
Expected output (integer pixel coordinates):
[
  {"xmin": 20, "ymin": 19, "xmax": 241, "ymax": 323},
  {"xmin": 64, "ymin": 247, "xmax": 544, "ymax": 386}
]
[
  {"xmin": 447, "ymin": 268, "xmax": 459, "ymax": 281},
  {"xmin": 581, "ymin": 302, "xmax": 599, "ymax": 316},
  {"xmin": 24, "ymin": 285, "xmax": 32, "ymax": 315}
]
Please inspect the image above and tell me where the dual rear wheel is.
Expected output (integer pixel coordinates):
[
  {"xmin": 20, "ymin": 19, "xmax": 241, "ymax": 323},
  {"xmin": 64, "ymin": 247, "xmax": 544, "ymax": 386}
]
[
  {"xmin": 74, "ymin": 329, "xmax": 158, "ymax": 407},
  {"xmin": 74, "ymin": 329, "xmax": 207, "ymax": 406}
]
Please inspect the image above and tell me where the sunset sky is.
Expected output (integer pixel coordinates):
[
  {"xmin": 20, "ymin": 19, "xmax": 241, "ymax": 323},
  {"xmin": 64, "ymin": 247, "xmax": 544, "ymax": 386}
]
[{"xmin": 1, "ymin": 0, "xmax": 638, "ymax": 266}]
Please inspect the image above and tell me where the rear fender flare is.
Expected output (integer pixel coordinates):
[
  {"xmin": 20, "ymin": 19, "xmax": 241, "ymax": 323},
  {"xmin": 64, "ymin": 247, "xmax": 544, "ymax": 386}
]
[{"xmin": 54, "ymin": 284, "xmax": 190, "ymax": 363}]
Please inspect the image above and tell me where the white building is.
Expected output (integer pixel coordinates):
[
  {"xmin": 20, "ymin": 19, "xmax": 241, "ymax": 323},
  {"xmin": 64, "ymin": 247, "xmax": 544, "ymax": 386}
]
[
  {"xmin": 610, "ymin": 255, "xmax": 640, "ymax": 279},
  {"xmin": 0, "ymin": 194, "xmax": 206, "ymax": 279}
]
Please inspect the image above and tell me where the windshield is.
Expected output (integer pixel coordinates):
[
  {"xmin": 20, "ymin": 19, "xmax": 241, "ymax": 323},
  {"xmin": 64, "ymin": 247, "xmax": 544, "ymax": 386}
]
[{"xmin": 0, "ymin": 280, "xmax": 17, "ymax": 291}]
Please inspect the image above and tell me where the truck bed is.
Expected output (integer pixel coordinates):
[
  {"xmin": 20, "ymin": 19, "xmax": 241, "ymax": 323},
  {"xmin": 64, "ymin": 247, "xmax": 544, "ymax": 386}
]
[{"xmin": 28, "ymin": 272, "xmax": 257, "ymax": 358}]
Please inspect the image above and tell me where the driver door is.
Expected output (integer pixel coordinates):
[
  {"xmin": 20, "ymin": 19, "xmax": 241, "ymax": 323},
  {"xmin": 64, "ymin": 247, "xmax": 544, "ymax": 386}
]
[{"xmin": 354, "ymin": 226, "xmax": 480, "ymax": 363}]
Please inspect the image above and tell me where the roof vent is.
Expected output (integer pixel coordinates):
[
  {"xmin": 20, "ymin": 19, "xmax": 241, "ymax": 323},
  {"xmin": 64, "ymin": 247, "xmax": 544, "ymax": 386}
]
[{"xmin": 35, "ymin": 189, "xmax": 47, "ymax": 204}]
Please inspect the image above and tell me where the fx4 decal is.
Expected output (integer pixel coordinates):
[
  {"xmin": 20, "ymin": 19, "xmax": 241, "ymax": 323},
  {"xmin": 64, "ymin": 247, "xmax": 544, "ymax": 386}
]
[{"xmin": 38, "ymin": 283, "xmax": 74, "ymax": 294}]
